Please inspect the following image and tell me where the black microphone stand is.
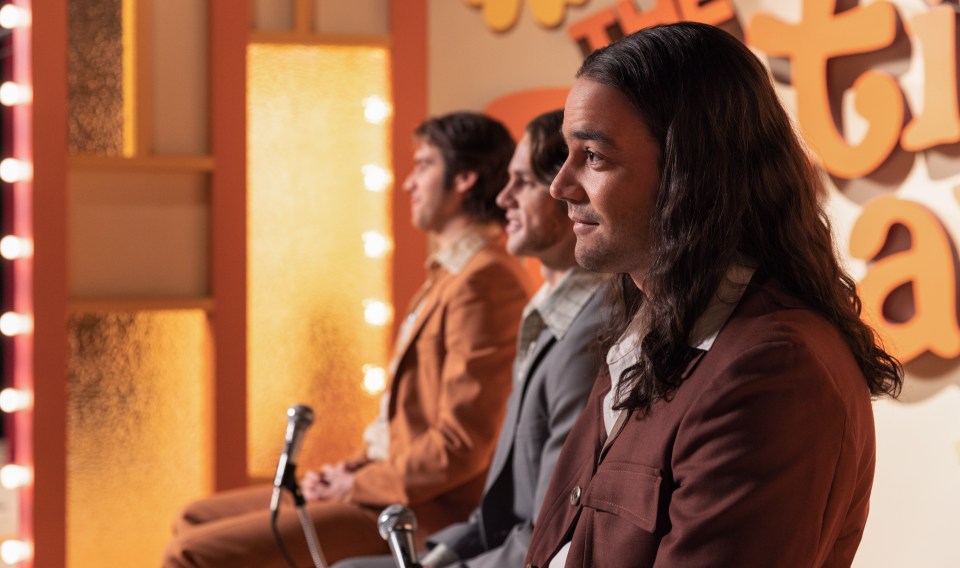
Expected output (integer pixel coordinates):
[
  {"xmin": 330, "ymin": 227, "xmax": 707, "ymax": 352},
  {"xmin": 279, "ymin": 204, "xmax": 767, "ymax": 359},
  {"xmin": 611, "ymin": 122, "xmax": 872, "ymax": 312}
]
[{"xmin": 271, "ymin": 466, "xmax": 328, "ymax": 568}]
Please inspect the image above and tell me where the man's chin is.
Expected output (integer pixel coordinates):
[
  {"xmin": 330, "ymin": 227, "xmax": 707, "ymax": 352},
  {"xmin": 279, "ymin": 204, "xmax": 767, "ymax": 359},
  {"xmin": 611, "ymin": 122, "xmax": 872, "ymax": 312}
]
[
  {"xmin": 506, "ymin": 244, "xmax": 526, "ymax": 258},
  {"xmin": 505, "ymin": 235, "xmax": 527, "ymax": 257},
  {"xmin": 575, "ymin": 244, "xmax": 613, "ymax": 273},
  {"xmin": 410, "ymin": 215, "xmax": 428, "ymax": 232}
]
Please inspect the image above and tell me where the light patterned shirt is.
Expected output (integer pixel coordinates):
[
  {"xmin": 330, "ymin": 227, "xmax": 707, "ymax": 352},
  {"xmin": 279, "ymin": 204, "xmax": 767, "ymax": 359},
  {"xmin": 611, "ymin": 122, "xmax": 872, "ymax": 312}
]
[{"xmin": 514, "ymin": 267, "xmax": 604, "ymax": 383}]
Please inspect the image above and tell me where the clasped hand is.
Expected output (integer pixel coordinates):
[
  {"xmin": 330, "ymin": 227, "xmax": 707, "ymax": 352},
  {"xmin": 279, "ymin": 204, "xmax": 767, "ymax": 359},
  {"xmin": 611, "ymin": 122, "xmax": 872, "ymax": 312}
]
[{"xmin": 301, "ymin": 461, "xmax": 355, "ymax": 502}]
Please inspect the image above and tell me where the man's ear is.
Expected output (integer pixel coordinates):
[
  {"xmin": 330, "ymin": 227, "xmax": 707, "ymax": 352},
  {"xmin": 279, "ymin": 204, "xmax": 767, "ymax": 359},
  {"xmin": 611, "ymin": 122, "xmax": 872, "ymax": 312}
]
[{"xmin": 452, "ymin": 170, "xmax": 478, "ymax": 194}]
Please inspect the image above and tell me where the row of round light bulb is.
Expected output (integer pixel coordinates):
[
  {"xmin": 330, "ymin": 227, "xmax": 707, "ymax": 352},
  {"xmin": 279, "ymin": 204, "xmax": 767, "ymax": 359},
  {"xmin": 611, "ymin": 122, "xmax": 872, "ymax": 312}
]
[
  {"xmin": 360, "ymin": 96, "xmax": 393, "ymax": 394},
  {"xmin": 0, "ymin": 3, "xmax": 36, "ymax": 565},
  {"xmin": 0, "ymin": 201, "xmax": 35, "ymax": 341},
  {"xmin": 0, "ymin": 4, "xmax": 28, "ymax": 30}
]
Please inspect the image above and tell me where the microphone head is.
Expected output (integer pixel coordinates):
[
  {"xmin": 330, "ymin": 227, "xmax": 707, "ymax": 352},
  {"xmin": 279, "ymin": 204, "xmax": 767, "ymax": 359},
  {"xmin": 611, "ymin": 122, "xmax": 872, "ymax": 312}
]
[
  {"xmin": 279, "ymin": 404, "xmax": 315, "ymax": 473},
  {"xmin": 287, "ymin": 404, "xmax": 315, "ymax": 427},
  {"xmin": 377, "ymin": 504, "xmax": 417, "ymax": 540}
]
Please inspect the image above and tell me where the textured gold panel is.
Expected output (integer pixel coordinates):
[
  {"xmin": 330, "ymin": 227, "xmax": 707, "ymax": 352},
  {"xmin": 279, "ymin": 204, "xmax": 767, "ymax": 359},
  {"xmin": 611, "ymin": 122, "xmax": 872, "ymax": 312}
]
[
  {"xmin": 67, "ymin": 0, "xmax": 125, "ymax": 156},
  {"xmin": 67, "ymin": 311, "xmax": 210, "ymax": 567},
  {"xmin": 248, "ymin": 44, "xmax": 391, "ymax": 477}
]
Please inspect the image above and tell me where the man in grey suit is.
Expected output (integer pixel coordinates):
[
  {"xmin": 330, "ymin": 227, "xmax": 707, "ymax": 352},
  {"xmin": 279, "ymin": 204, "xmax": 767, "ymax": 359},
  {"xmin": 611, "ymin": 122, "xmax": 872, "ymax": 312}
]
[{"xmin": 333, "ymin": 111, "xmax": 604, "ymax": 568}]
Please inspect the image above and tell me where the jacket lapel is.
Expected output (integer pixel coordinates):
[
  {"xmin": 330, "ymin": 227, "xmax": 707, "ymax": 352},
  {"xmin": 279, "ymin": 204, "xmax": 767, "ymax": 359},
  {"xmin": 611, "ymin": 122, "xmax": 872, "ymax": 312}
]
[
  {"xmin": 680, "ymin": 348, "xmax": 707, "ymax": 379},
  {"xmin": 387, "ymin": 271, "xmax": 450, "ymax": 388},
  {"xmin": 596, "ymin": 348, "xmax": 706, "ymax": 466},
  {"xmin": 484, "ymin": 327, "xmax": 557, "ymax": 492}
]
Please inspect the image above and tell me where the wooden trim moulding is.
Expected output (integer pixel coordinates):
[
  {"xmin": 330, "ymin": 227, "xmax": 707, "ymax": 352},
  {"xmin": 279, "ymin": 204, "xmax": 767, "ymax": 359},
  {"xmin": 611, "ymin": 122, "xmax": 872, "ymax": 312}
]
[
  {"xmin": 295, "ymin": 0, "xmax": 314, "ymax": 35},
  {"xmin": 210, "ymin": 0, "xmax": 249, "ymax": 492},
  {"xmin": 68, "ymin": 297, "xmax": 215, "ymax": 313},
  {"xmin": 29, "ymin": 0, "xmax": 70, "ymax": 565},
  {"xmin": 69, "ymin": 155, "xmax": 215, "ymax": 172},
  {"xmin": 389, "ymin": 0, "xmax": 428, "ymax": 342},
  {"xmin": 249, "ymin": 31, "xmax": 390, "ymax": 47}
]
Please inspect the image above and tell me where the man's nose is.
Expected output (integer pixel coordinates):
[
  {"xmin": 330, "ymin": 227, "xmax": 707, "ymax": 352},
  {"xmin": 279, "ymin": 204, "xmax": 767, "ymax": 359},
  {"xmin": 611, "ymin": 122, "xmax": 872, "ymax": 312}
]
[
  {"xmin": 550, "ymin": 159, "xmax": 580, "ymax": 202},
  {"xmin": 496, "ymin": 183, "xmax": 516, "ymax": 208}
]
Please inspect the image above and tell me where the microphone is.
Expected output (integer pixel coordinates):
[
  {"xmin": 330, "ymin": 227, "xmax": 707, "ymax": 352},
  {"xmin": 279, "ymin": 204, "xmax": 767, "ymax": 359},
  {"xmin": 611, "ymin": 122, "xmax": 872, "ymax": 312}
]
[
  {"xmin": 378, "ymin": 504, "xmax": 422, "ymax": 568},
  {"xmin": 270, "ymin": 404, "xmax": 315, "ymax": 514}
]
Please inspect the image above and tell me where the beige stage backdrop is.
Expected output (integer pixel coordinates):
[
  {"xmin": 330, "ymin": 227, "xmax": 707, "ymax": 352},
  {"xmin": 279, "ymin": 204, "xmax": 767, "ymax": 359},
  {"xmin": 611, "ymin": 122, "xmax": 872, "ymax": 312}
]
[{"xmin": 427, "ymin": 1, "xmax": 960, "ymax": 566}]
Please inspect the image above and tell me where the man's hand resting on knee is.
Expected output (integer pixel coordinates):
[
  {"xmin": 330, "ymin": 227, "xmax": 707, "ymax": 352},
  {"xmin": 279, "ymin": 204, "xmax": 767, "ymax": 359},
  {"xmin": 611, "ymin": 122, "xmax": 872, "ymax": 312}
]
[{"xmin": 302, "ymin": 461, "xmax": 355, "ymax": 502}]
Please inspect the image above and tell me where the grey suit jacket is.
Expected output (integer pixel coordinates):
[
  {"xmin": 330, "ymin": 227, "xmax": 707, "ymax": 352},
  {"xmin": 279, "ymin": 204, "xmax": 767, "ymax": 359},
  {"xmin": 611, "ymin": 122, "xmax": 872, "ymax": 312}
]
[{"xmin": 426, "ymin": 285, "xmax": 605, "ymax": 567}]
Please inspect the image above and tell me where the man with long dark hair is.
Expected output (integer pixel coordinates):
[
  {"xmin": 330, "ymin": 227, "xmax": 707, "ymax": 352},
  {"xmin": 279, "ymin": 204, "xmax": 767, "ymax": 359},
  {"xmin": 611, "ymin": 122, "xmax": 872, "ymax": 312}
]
[{"xmin": 525, "ymin": 23, "xmax": 902, "ymax": 567}]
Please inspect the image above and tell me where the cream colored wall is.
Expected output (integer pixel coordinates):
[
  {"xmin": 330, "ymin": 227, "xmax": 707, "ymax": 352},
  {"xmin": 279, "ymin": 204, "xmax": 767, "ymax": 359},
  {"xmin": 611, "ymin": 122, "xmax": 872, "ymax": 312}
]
[
  {"xmin": 429, "ymin": 0, "xmax": 588, "ymax": 114},
  {"xmin": 426, "ymin": 2, "xmax": 960, "ymax": 567}
]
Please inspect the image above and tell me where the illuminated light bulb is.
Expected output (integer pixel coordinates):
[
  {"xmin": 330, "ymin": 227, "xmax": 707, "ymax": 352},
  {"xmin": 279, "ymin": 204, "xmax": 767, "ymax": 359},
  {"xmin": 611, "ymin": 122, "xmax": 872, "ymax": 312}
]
[
  {"xmin": 0, "ymin": 464, "xmax": 32, "ymax": 489},
  {"xmin": 0, "ymin": 312, "xmax": 31, "ymax": 336},
  {"xmin": 363, "ymin": 299, "xmax": 393, "ymax": 327},
  {"xmin": 0, "ymin": 388, "xmax": 31, "ymax": 413},
  {"xmin": 362, "ymin": 231, "xmax": 392, "ymax": 259},
  {"xmin": 0, "ymin": 82, "xmax": 30, "ymax": 106},
  {"xmin": 363, "ymin": 96, "xmax": 391, "ymax": 124},
  {"xmin": 0, "ymin": 158, "xmax": 31, "ymax": 183},
  {"xmin": 0, "ymin": 539, "xmax": 32, "ymax": 564},
  {"xmin": 362, "ymin": 365, "xmax": 387, "ymax": 394},
  {"xmin": 362, "ymin": 164, "xmax": 391, "ymax": 193},
  {"xmin": 0, "ymin": 236, "xmax": 32, "ymax": 260},
  {"xmin": 0, "ymin": 4, "xmax": 29, "ymax": 29}
]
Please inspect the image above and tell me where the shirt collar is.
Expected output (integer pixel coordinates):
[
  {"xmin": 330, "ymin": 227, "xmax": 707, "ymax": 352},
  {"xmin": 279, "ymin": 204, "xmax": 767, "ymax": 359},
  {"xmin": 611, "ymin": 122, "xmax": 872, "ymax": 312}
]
[
  {"xmin": 525, "ymin": 267, "xmax": 604, "ymax": 341},
  {"xmin": 429, "ymin": 223, "xmax": 502, "ymax": 275},
  {"xmin": 688, "ymin": 264, "xmax": 756, "ymax": 350},
  {"xmin": 607, "ymin": 264, "xmax": 756, "ymax": 370}
]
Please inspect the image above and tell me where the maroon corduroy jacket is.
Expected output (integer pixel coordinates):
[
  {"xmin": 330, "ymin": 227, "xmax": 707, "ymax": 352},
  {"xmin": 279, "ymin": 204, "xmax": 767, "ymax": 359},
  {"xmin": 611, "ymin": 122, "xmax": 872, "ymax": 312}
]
[{"xmin": 525, "ymin": 276, "xmax": 876, "ymax": 568}]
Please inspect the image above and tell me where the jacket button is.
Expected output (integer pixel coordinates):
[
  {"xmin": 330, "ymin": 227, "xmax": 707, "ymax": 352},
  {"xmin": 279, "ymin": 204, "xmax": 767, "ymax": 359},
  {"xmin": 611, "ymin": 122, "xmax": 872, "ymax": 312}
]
[{"xmin": 569, "ymin": 485, "xmax": 582, "ymax": 506}]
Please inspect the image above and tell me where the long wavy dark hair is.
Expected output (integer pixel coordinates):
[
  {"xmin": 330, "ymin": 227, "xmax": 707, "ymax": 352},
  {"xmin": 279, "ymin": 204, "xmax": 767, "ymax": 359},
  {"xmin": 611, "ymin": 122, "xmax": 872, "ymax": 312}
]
[
  {"xmin": 526, "ymin": 109, "xmax": 568, "ymax": 214},
  {"xmin": 578, "ymin": 23, "xmax": 902, "ymax": 413},
  {"xmin": 526, "ymin": 109, "xmax": 567, "ymax": 187}
]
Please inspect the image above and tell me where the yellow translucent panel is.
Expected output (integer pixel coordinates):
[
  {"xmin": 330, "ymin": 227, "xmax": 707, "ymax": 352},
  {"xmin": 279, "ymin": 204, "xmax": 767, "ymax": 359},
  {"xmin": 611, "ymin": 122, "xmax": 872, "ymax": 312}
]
[
  {"xmin": 248, "ymin": 44, "xmax": 391, "ymax": 478},
  {"xmin": 67, "ymin": 311, "xmax": 210, "ymax": 567},
  {"xmin": 67, "ymin": 0, "xmax": 125, "ymax": 156}
]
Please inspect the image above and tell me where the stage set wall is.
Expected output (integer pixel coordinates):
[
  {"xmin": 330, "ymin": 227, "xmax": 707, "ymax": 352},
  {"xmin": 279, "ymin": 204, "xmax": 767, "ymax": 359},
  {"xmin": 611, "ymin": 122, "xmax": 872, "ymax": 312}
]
[{"xmin": 13, "ymin": 0, "xmax": 959, "ymax": 566}]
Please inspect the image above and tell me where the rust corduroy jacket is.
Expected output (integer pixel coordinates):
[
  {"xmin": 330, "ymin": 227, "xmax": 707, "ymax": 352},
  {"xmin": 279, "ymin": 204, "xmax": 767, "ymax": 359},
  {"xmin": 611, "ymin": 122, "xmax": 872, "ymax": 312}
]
[{"xmin": 351, "ymin": 235, "xmax": 531, "ymax": 538}]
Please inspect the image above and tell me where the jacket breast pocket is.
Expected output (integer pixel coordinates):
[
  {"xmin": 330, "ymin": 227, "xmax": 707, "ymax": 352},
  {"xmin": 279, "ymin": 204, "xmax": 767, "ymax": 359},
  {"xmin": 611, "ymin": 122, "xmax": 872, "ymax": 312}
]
[{"xmin": 582, "ymin": 461, "xmax": 662, "ymax": 534}]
